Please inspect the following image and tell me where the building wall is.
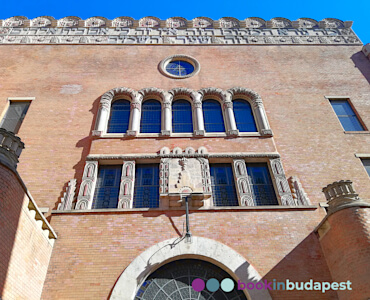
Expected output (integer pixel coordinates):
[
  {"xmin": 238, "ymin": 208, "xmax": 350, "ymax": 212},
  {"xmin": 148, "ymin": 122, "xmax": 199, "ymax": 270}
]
[
  {"xmin": 0, "ymin": 45, "xmax": 369, "ymax": 210},
  {"xmin": 42, "ymin": 210, "xmax": 336, "ymax": 300},
  {"xmin": 0, "ymin": 163, "xmax": 54, "ymax": 300},
  {"xmin": 1, "ymin": 44, "xmax": 369, "ymax": 299}
]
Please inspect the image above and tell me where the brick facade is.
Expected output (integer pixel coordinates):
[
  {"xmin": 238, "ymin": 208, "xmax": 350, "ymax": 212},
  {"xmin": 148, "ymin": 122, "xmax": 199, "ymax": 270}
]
[{"xmin": 0, "ymin": 20, "xmax": 369, "ymax": 300}]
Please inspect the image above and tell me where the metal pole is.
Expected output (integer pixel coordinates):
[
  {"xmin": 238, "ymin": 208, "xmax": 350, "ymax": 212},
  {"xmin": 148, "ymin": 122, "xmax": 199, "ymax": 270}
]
[{"xmin": 185, "ymin": 196, "xmax": 192, "ymax": 240}]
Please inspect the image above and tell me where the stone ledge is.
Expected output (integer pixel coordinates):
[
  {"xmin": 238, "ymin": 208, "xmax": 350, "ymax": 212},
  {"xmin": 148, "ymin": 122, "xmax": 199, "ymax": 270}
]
[{"xmin": 51, "ymin": 205, "xmax": 317, "ymax": 214}]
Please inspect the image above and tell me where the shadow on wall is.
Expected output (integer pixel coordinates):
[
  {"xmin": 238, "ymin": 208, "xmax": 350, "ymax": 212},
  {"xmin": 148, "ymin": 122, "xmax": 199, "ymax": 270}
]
[
  {"xmin": 351, "ymin": 51, "xmax": 370, "ymax": 85},
  {"xmin": 0, "ymin": 164, "xmax": 24, "ymax": 299},
  {"xmin": 53, "ymin": 96, "xmax": 101, "ymax": 211},
  {"xmin": 263, "ymin": 232, "xmax": 337, "ymax": 300}
]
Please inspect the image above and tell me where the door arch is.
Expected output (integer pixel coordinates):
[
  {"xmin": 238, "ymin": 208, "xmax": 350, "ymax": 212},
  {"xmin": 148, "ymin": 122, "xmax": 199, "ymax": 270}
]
[{"xmin": 109, "ymin": 236, "xmax": 271, "ymax": 300}]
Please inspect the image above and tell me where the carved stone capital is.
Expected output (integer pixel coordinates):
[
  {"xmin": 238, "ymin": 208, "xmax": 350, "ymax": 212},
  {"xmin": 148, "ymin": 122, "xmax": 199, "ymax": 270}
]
[
  {"xmin": 130, "ymin": 102, "xmax": 141, "ymax": 111},
  {"xmin": 223, "ymin": 102, "xmax": 233, "ymax": 110},
  {"xmin": 193, "ymin": 101, "xmax": 202, "ymax": 109}
]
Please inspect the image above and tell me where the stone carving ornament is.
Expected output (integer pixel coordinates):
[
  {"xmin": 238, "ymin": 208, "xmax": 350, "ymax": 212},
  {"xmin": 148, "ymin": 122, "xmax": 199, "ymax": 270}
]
[
  {"xmin": 139, "ymin": 17, "xmax": 160, "ymax": 28},
  {"xmin": 267, "ymin": 18, "xmax": 292, "ymax": 28},
  {"xmin": 118, "ymin": 161, "xmax": 135, "ymax": 209},
  {"xmin": 112, "ymin": 17, "xmax": 134, "ymax": 28},
  {"xmin": 166, "ymin": 17, "xmax": 187, "ymax": 28},
  {"xmin": 85, "ymin": 17, "xmax": 106, "ymax": 27},
  {"xmin": 245, "ymin": 17, "xmax": 265, "ymax": 28},
  {"xmin": 57, "ymin": 16, "xmax": 80, "ymax": 27},
  {"xmin": 3, "ymin": 16, "xmax": 27, "ymax": 27},
  {"xmin": 31, "ymin": 16, "xmax": 53, "ymax": 27},
  {"xmin": 219, "ymin": 17, "xmax": 240, "ymax": 28},
  {"xmin": 76, "ymin": 161, "xmax": 98, "ymax": 210},
  {"xmin": 296, "ymin": 18, "xmax": 318, "ymax": 29},
  {"xmin": 193, "ymin": 17, "xmax": 213, "ymax": 28}
]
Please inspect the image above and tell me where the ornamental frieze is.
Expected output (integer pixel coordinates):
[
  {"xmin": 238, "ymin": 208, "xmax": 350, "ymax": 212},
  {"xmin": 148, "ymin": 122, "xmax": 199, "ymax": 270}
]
[{"xmin": 0, "ymin": 16, "xmax": 361, "ymax": 45}]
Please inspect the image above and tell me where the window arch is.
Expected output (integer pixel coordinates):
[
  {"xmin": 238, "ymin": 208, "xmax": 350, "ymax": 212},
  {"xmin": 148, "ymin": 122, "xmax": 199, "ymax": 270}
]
[
  {"xmin": 233, "ymin": 99, "xmax": 257, "ymax": 132},
  {"xmin": 172, "ymin": 99, "xmax": 193, "ymax": 133},
  {"xmin": 140, "ymin": 100, "xmax": 161, "ymax": 133},
  {"xmin": 107, "ymin": 100, "xmax": 131, "ymax": 133},
  {"xmin": 203, "ymin": 100, "xmax": 225, "ymax": 132}
]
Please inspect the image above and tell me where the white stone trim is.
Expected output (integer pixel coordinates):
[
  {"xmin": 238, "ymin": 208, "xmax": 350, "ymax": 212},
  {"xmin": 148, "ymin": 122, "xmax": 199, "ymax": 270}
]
[
  {"xmin": 355, "ymin": 153, "xmax": 370, "ymax": 158},
  {"xmin": 109, "ymin": 236, "xmax": 272, "ymax": 300},
  {"xmin": 159, "ymin": 55, "xmax": 200, "ymax": 79},
  {"xmin": 75, "ymin": 161, "xmax": 98, "ymax": 210}
]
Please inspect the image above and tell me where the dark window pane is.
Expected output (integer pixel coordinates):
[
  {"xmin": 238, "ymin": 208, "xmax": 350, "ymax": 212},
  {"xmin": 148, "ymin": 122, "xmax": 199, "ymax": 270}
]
[
  {"xmin": 210, "ymin": 164, "xmax": 238, "ymax": 206},
  {"xmin": 172, "ymin": 100, "xmax": 193, "ymax": 133},
  {"xmin": 233, "ymin": 100, "xmax": 257, "ymax": 132},
  {"xmin": 203, "ymin": 100, "xmax": 225, "ymax": 133},
  {"xmin": 0, "ymin": 101, "xmax": 30, "ymax": 133},
  {"xmin": 93, "ymin": 165, "xmax": 122, "ymax": 209},
  {"xmin": 140, "ymin": 100, "xmax": 161, "ymax": 133},
  {"xmin": 107, "ymin": 100, "xmax": 130, "ymax": 133},
  {"xmin": 330, "ymin": 100, "xmax": 364, "ymax": 131},
  {"xmin": 165, "ymin": 60, "xmax": 194, "ymax": 76},
  {"xmin": 133, "ymin": 164, "xmax": 159, "ymax": 208},
  {"xmin": 246, "ymin": 163, "xmax": 278, "ymax": 205},
  {"xmin": 362, "ymin": 159, "xmax": 370, "ymax": 177}
]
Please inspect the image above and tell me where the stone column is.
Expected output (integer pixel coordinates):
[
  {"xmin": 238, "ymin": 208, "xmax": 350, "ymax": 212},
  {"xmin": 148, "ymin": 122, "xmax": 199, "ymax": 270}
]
[
  {"xmin": 92, "ymin": 100, "xmax": 110, "ymax": 136},
  {"xmin": 192, "ymin": 92, "xmax": 205, "ymax": 136},
  {"xmin": 161, "ymin": 92, "xmax": 173, "ymax": 136},
  {"xmin": 318, "ymin": 180, "xmax": 370, "ymax": 300},
  {"xmin": 253, "ymin": 98, "xmax": 273, "ymax": 136},
  {"xmin": 127, "ymin": 93, "xmax": 143, "ymax": 136},
  {"xmin": 76, "ymin": 161, "xmax": 98, "ymax": 210},
  {"xmin": 0, "ymin": 128, "xmax": 25, "ymax": 170},
  {"xmin": 223, "ymin": 101, "xmax": 238, "ymax": 136}
]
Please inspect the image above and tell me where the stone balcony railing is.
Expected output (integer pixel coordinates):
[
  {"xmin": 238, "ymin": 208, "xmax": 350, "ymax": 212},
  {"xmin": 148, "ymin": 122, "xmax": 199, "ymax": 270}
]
[{"xmin": 0, "ymin": 128, "xmax": 25, "ymax": 169}]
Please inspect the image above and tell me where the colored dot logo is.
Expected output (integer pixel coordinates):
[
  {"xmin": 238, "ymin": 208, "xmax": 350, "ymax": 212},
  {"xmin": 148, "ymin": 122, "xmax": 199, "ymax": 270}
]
[{"xmin": 192, "ymin": 278, "xmax": 235, "ymax": 292}]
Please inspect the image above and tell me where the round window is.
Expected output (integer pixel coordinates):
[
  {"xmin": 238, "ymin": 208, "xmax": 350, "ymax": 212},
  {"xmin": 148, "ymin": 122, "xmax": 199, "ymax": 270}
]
[{"xmin": 159, "ymin": 55, "xmax": 200, "ymax": 79}]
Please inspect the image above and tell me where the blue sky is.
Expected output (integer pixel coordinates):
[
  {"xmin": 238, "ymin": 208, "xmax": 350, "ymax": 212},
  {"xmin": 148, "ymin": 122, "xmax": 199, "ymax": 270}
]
[{"xmin": 1, "ymin": 0, "xmax": 369, "ymax": 43}]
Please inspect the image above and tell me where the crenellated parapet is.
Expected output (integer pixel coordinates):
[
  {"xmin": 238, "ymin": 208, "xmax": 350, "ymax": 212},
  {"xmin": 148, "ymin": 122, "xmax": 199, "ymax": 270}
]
[{"xmin": 0, "ymin": 16, "xmax": 361, "ymax": 45}]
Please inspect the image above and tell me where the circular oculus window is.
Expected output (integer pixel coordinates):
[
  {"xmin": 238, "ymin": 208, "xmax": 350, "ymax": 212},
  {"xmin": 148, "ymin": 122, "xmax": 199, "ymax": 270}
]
[{"xmin": 159, "ymin": 55, "xmax": 200, "ymax": 79}]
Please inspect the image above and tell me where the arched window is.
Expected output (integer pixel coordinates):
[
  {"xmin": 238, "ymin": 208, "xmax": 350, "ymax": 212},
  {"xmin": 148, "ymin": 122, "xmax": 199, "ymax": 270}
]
[
  {"xmin": 202, "ymin": 100, "xmax": 225, "ymax": 132},
  {"xmin": 107, "ymin": 100, "xmax": 130, "ymax": 133},
  {"xmin": 140, "ymin": 100, "xmax": 161, "ymax": 133},
  {"xmin": 233, "ymin": 99, "xmax": 257, "ymax": 132},
  {"xmin": 172, "ymin": 99, "xmax": 193, "ymax": 133}
]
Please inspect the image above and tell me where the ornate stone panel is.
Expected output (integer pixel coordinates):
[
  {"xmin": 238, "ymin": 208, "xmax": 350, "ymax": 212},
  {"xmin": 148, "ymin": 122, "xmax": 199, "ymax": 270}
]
[
  {"xmin": 118, "ymin": 161, "xmax": 135, "ymax": 208},
  {"xmin": 219, "ymin": 17, "xmax": 240, "ymax": 28},
  {"xmin": 76, "ymin": 161, "xmax": 98, "ymax": 210},
  {"xmin": 245, "ymin": 17, "xmax": 265, "ymax": 28},
  {"xmin": 159, "ymin": 158, "xmax": 170, "ymax": 195},
  {"xmin": 288, "ymin": 176, "xmax": 310, "ymax": 205},
  {"xmin": 30, "ymin": 16, "xmax": 53, "ymax": 27},
  {"xmin": 112, "ymin": 17, "xmax": 134, "ymax": 28},
  {"xmin": 85, "ymin": 17, "xmax": 106, "ymax": 27},
  {"xmin": 139, "ymin": 17, "xmax": 160, "ymax": 28},
  {"xmin": 2, "ymin": 16, "xmax": 27, "ymax": 27},
  {"xmin": 166, "ymin": 17, "xmax": 187, "ymax": 28},
  {"xmin": 58, "ymin": 179, "xmax": 77, "ymax": 210},
  {"xmin": 193, "ymin": 17, "xmax": 213, "ymax": 28},
  {"xmin": 232, "ymin": 160, "xmax": 254, "ymax": 206},
  {"xmin": 269, "ymin": 158, "xmax": 294, "ymax": 206},
  {"xmin": 57, "ymin": 16, "xmax": 80, "ymax": 27}
]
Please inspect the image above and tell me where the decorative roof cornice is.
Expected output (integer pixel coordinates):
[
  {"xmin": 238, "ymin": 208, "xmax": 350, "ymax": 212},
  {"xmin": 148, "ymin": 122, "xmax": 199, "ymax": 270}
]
[
  {"xmin": 0, "ymin": 16, "xmax": 354, "ymax": 29},
  {"xmin": 0, "ymin": 16, "xmax": 361, "ymax": 45}
]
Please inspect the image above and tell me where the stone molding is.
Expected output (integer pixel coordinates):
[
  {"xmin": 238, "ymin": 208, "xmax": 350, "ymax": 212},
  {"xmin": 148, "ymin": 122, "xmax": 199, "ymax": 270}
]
[
  {"xmin": 109, "ymin": 236, "xmax": 272, "ymax": 300},
  {"xmin": 322, "ymin": 180, "xmax": 370, "ymax": 215},
  {"xmin": 362, "ymin": 43, "xmax": 370, "ymax": 60},
  {"xmin": 118, "ymin": 161, "xmax": 135, "ymax": 208},
  {"xmin": 0, "ymin": 17, "xmax": 360, "ymax": 45},
  {"xmin": 75, "ymin": 161, "xmax": 98, "ymax": 210},
  {"xmin": 93, "ymin": 86, "xmax": 273, "ymax": 138},
  {"xmin": 57, "ymin": 179, "xmax": 77, "ymax": 210},
  {"xmin": 288, "ymin": 176, "xmax": 310, "ymax": 205},
  {"xmin": 233, "ymin": 159, "xmax": 254, "ymax": 206},
  {"xmin": 269, "ymin": 158, "xmax": 295, "ymax": 205}
]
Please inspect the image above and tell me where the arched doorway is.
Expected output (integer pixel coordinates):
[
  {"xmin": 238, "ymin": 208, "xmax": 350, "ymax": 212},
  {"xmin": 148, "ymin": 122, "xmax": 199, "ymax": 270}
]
[
  {"xmin": 109, "ymin": 236, "xmax": 271, "ymax": 300},
  {"xmin": 135, "ymin": 259, "xmax": 247, "ymax": 299}
]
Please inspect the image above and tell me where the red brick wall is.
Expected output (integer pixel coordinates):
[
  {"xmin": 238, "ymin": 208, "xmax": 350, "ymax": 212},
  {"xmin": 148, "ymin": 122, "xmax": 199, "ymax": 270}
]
[
  {"xmin": 319, "ymin": 207, "xmax": 370, "ymax": 299},
  {"xmin": 0, "ymin": 45, "xmax": 369, "ymax": 210},
  {"xmin": 42, "ymin": 209, "xmax": 335, "ymax": 299},
  {"xmin": 0, "ymin": 163, "xmax": 53, "ymax": 300}
]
